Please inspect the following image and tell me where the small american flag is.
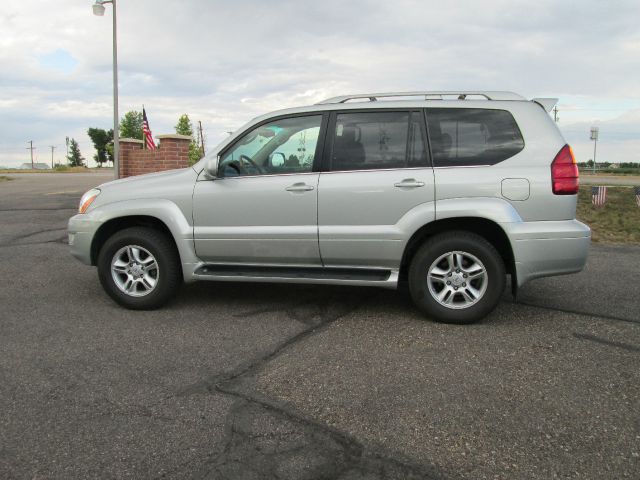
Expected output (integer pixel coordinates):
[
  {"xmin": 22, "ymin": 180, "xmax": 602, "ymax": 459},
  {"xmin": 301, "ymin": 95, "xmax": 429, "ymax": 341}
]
[
  {"xmin": 635, "ymin": 186, "xmax": 640, "ymax": 207},
  {"xmin": 591, "ymin": 186, "xmax": 607, "ymax": 207},
  {"xmin": 142, "ymin": 108, "xmax": 157, "ymax": 150}
]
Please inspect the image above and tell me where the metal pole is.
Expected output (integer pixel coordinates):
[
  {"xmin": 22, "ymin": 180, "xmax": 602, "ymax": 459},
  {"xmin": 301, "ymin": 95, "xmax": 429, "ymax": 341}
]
[
  {"xmin": 199, "ymin": 120, "xmax": 205, "ymax": 155},
  {"xmin": 112, "ymin": 0, "xmax": 119, "ymax": 179},
  {"xmin": 592, "ymin": 137, "xmax": 597, "ymax": 175},
  {"xmin": 49, "ymin": 145, "xmax": 56, "ymax": 168},
  {"xmin": 27, "ymin": 140, "xmax": 34, "ymax": 168}
]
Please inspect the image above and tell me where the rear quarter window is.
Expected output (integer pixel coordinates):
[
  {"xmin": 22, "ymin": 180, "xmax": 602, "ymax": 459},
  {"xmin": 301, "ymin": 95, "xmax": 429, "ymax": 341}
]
[{"xmin": 426, "ymin": 108, "xmax": 524, "ymax": 167}]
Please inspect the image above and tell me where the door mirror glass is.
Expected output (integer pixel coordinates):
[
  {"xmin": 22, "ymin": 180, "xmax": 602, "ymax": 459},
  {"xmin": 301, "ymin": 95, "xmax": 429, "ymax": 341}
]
[{"xmin": 270, "ymin": 152, "xmax": 286, "ymax": 167}]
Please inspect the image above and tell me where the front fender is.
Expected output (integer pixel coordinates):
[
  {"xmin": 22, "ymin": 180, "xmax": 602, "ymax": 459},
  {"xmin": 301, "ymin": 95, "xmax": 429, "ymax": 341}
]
[{"xmin": 83, "ymin": 198, "xmax": 200, "ymax": 278}]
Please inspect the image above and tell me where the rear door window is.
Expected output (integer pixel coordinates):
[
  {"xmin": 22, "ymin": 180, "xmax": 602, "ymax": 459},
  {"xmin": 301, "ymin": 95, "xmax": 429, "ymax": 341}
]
[
  {"xmin": 426, "ymin": 108, "xmax": 524, "ymax": 167},
  {"xmin": 329, "ymin": 111, "xmax": 429, "ymax": 171}
]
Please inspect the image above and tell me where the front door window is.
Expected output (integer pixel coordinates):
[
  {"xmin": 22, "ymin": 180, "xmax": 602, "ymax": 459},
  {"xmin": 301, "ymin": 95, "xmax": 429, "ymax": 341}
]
[{"xmin": 219, "ymin": 115, "xmax": 322, "ymax": 177}]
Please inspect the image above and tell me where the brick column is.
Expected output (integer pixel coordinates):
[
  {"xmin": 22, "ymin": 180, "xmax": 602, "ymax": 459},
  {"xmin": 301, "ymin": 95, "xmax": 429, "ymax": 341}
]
[
  {"xmin": 157, "ymin": 134, "xmax": 192, "ymax": 170},
  {"xmin": 118, "ymin": 138, "xmax": 144, "ymax": 177},
  {"xmin": 117, "ymin": 134, "xmax": 192, "ymax": 178}
]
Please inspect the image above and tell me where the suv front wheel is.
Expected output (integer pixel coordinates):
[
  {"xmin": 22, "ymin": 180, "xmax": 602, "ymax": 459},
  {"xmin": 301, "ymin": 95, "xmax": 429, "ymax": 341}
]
[
  {"xmin": 97, "ymin": 227, "xmax": 181, "ymax": 310},
  {"xmin": 408, "ymin": 232, "xmax": 505, "ymax": 324}
]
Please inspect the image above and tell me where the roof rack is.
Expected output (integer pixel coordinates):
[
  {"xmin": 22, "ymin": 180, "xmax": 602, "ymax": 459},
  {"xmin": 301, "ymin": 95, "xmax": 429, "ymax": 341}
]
[{"xmin": 316, "ymin": 91, "xmax": 526, "ymax": 105}]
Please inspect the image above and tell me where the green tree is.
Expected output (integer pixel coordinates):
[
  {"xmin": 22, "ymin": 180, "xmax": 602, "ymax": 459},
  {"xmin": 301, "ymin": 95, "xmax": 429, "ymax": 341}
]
[
  {"xmin": 175, "ymin": 114, "xmax": 194, "ymax": 136},
  {"xmin": 120, "ymin": 110, "xmax": 143, "ymax": 139},
  {"xmin": 87, "ymin": 127, "xmax": 114, "ymax": 167},
  {"xmin": 67, "ymin": 138, "xmax": 85, "ymax": 167},
  {"xmin": 174, "ymin": 113, "xmax": 204, "ymax": 165}
]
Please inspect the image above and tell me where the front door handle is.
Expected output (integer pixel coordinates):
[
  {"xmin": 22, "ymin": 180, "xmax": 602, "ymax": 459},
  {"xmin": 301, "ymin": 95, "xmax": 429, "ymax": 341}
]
[
  {"xmin": 285, "ymin": 182, "xmax": 314, "ymax": 192},
  {"xmin": 394, "ymin": 178, "xmax": 425, "ymax": 188}
]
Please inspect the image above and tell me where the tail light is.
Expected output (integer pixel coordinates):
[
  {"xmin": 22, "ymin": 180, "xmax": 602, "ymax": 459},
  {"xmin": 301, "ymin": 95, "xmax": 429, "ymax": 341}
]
[{"xmin": 551, "ymin": 144, "xmax": 579, "ymax": 195}]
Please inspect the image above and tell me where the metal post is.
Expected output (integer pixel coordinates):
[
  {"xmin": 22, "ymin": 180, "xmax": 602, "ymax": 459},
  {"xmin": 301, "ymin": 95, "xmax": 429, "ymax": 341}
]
[
  {"xmin": 112, "ymin": 0, "xmax": 119, "ymax": 179},
  {"xmin": 27, "ymin": 140, "xmax": 34, "ymax": 168},
  {"xmin": 590, "ymin": 127, "xmax": 599, "ymax": 175},
  {"xmin": 199, "ymin": 120, "xmax": 205, "ymax": 155},
  {"xmin": 49, "ymin": 145, "xmax": 56, "ymax": 168}
]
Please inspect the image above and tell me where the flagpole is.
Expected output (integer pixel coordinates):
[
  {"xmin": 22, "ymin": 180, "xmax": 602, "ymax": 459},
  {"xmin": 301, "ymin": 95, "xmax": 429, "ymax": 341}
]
[{"xmin": 142, "ymin": 105, "xmax": 146, "ymax": 150}]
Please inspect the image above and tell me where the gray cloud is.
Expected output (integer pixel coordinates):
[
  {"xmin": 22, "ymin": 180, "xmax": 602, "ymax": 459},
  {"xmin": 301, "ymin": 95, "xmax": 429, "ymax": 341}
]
[{"xmin": 1, "ymin": 0, "xmax": 639, "ymax": 166}]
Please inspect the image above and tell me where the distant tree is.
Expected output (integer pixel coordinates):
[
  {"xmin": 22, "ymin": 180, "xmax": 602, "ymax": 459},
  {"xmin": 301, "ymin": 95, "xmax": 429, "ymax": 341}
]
[
  {"xmin": 119, "ymin": 111, "xmax": 143, "ymax": 140},
  {"xmin": 175, "ymin": 114, "xmax": 194, "ymax": 136},
  {"xmin": 106, "ymin": 143, "xmax": 114, "ymax": 164},
  {"xmin": 175, "ymin": 113, "xmax": 204, "ymax": 165},
  {"xmin": 87, "ymin": 127, "xmax": 114, "ymax": 167},
  {"xmin": 67, "ymin": 138, "xmax": 85, "ymax": 167},
  {"xmin": 620, "ymin": 162, "xmax": 640, "ymax": 169}
]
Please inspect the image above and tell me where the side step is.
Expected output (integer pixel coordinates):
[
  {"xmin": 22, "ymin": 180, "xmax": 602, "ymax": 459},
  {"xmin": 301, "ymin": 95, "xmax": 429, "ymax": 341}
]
[{"xmin": 193, "ymin": 264, "xmax": 398, "ymax": 288}]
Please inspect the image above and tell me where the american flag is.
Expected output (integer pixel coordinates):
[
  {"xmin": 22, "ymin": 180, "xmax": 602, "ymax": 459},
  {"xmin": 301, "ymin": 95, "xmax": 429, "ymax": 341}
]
[
  {"xmin": 142, "ymin": 108, "xmax": 156, "ymax": 150},
  {"xmin": 591, "ymin": 186, "xmax": 607, "ymax": 207},
  {"xmin": 635, "ymin": 186, "xmax": 640, "ymax": 207}
]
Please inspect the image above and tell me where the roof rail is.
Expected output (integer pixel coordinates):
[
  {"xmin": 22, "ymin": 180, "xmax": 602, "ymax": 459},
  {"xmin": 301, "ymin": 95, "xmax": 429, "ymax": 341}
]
[{"xmin": 316, "ymin": 91, "xmax": 526, "ymax": 104}]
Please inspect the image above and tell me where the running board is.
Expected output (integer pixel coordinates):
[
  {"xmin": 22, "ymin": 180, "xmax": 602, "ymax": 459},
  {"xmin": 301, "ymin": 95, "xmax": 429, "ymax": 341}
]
[{"xmin": 193, "ymin": 265, "xmax": 398, "ymax": 288}]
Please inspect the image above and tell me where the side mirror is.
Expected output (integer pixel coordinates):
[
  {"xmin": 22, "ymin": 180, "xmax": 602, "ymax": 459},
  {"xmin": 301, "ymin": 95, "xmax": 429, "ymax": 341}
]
[
  {"xmin": 204, "ymin": 155, "xmax": 220, "ymax": 179},
  {"xmin": 270, "ymin": 152, "xmax": 286, "ymax": 167}
]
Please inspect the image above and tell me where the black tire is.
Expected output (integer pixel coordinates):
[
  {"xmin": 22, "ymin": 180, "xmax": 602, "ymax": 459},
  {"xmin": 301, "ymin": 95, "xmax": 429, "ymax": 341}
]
[
  {"xmin": 408, "ymin": 231, "xmax": 505, "ymax": 324},
  {"xmin": 97, "ymin": 227, "xmax": 181, "ymax": 310}
]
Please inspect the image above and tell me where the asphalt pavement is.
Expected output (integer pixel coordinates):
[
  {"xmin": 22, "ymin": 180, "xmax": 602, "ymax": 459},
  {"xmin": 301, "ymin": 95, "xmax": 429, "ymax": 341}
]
[{"xmin": 1, "ymin": 173, "xmax": 638, "ymax": 479}]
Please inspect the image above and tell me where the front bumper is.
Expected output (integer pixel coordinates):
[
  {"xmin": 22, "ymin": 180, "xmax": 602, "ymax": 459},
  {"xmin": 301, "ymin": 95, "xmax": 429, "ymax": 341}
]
[
  {"xmin": 504, "ymin": 220, "xmax": 591, "ymax": 287},
  {"xmin": 68, "ymin": 213, "xmax": 102, "ymax": 265}
]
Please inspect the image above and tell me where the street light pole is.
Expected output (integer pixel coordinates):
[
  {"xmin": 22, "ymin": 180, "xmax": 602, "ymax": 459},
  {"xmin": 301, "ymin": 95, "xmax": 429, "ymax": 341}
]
[
  {"xmin": 93, "ymin": 0, "xmax": 119, "ymax": 179},
  {"xmin": 590, "ymin": 127, "xmax": 599, "ymax": 175}
]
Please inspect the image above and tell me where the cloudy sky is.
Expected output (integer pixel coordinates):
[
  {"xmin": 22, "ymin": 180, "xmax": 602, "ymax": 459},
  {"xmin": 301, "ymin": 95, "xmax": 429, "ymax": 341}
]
[{"xmin": 1, "ymin": 0, "xmax": 639, "ymax": 167}]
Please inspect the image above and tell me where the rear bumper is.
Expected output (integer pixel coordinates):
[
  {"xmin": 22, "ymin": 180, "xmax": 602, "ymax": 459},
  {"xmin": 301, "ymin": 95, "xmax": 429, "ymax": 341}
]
[{"xmin": 504, "ymin": 220, "xmax": 591, "ymax": 287}]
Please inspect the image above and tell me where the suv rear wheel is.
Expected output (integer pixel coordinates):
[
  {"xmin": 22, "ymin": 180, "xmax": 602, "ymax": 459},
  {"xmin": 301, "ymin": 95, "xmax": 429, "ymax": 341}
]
[
  {"xmin": 97, "ymin": 227, "xmax": 181, "ymax": 310},
  {"xmin": 408, "ymin": 231, "xmax": 505, "ymax": 324}
]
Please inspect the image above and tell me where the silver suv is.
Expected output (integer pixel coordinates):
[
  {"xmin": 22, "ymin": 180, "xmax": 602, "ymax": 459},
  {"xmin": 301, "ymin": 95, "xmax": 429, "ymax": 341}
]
[{"xmin": 68, "ymin": 91, "xmax": 590, "ymax": 323}]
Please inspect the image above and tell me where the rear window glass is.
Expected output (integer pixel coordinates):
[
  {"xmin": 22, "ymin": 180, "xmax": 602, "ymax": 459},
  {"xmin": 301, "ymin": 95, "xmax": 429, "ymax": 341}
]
[
  {"xmin": 426, "ymin": 108, "xmax": 524, "ymax": 166},
  {"xmin": 330, "ymin": 111, "xmax": 429, "ymax": 171},
  {"xmin": 332, "ymin": 112, "xmax": 409, "ymax": 171}
]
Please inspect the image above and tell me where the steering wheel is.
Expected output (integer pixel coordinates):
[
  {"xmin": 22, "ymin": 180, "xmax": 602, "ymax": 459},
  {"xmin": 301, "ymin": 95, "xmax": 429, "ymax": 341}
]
[{"xmin": 239, "ymin": 154, "xmax": 264, "ymax": 174}]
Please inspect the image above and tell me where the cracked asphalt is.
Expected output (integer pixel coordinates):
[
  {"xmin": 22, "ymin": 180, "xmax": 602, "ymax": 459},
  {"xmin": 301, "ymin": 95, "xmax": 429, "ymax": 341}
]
[{"xmin": 1, "ymin": 172, "xmax": 639, "ymax": 479}]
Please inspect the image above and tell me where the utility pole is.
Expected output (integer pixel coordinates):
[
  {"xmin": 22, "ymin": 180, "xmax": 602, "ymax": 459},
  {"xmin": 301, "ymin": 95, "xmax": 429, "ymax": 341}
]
[
  {"xmin": 553, "ymin": 106, "xmax": 559, "ymax": 123},
  {"xmin": 49, "ymin": 146, "xmax": 56, "ymax": 169},
  {"xmin": 590, "ymin": 127, "xmax": 599, "ymax": 174},
  {"xmin": 65, "ymin": 137, "xmax": 70, "ymax": 165},
  {"xmin": 26, "ymin": 141, "xmax": 35, "ymax": 169},
  {"xmin": 198, "ymin": 120, "xmax": 205, "ymax": 155}
]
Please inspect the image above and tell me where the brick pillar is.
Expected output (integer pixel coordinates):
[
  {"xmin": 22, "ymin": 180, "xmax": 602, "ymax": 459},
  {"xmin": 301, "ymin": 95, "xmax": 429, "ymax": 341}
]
[
  {"xmin": 157, "ymin": 134, "xmax": 192, "ymax": 170},
  {"xmin": 118, "ymin": 134, "xmax": 192, "ymax": 178},
  {"xmin": 118, "ymin": 138, "xmax": 144, "ymax": 177}
]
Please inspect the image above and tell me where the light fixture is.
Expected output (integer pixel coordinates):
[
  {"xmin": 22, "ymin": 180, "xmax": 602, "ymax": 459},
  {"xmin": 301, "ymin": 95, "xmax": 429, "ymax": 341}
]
[{"xmin": 92, "ymin": 3, "xmax": 105, "ymax": 16}]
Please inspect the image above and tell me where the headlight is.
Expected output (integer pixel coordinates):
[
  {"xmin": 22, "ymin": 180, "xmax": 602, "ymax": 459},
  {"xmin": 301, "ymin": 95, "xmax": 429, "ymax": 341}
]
[{"xmin": 78, "ymin": 188, "xmax": 101, "ymax": 214}]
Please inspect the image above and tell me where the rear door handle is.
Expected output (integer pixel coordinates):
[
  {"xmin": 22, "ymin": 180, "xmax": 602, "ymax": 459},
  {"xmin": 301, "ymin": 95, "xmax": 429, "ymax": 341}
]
[
  {"xmin": 394, "ymin": 178, "xmax": 425, "ymax": 188},
  {"xmin": 285, "ymin": 182, "xmax": 314, "ymax": 192}
]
